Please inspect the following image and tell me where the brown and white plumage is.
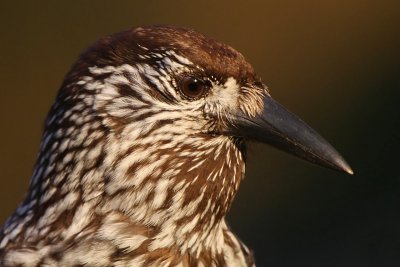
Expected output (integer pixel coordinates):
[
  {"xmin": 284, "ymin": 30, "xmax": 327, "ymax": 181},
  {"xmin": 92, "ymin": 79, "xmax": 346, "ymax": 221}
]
[{"xmin": 0, "ymin": 25, "xmax": 352, "ymax": 266}]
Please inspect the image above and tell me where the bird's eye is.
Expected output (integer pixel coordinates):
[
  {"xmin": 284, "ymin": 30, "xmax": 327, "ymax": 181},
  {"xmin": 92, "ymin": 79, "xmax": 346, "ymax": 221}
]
[{"xmin": 179, "ymin": 76, "xmax": 208, "ymax": 99}]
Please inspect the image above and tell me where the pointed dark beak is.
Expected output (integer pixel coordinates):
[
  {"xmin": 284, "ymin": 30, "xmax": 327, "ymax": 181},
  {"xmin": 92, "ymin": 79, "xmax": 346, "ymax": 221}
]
[{"xmin": 231, "ymin": 94, "xmax": 353, "ymax": 174}]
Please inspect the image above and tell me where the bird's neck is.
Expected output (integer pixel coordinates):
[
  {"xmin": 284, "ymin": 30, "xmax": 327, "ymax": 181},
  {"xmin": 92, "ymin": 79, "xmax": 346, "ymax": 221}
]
[{"xmin": 3, "ymin": 128, "xmax": 246, "ymax": 256}]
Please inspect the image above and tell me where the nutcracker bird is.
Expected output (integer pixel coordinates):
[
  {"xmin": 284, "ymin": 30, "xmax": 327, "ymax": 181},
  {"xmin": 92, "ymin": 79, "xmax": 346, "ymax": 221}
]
[{"xmin": 0, "ymin": 25, "xmax": 353, "ymax": 266}]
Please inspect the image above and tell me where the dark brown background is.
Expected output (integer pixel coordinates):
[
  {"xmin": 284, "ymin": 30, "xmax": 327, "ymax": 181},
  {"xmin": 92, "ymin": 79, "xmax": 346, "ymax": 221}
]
[{"xmin": 1, "ymin": 1, "xmax": 399, "ymax": 266}]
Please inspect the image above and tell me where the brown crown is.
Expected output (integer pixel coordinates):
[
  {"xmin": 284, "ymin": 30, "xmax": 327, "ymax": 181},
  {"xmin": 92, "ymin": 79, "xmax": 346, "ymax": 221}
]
[{"xmin": 65, "ymin": 25, "xmax": 257, "ymax": 85}]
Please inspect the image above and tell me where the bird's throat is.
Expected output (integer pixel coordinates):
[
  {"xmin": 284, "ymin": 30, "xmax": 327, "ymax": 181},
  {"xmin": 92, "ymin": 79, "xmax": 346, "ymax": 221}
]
[{"xmin": 98, "ymin": 135, "xmax": 246, "ymax": 252}]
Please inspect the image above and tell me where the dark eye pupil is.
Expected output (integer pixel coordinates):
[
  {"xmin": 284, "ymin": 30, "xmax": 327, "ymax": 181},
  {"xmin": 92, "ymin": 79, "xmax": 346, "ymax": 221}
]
[{"xmin": 187, "ymin": 82, "xmax": 199, "ymax": 92}]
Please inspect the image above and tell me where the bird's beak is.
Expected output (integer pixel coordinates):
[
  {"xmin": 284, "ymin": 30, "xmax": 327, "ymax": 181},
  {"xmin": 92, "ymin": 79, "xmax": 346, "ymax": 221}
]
[{"xmin": 230, "ymin": 94, "xmax": 353, "ymax": 174}]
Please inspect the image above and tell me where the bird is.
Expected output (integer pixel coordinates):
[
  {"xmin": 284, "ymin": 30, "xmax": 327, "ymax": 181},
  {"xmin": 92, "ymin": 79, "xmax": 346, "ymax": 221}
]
[{"xmin": 0, "ymin": 25, "xmax": 353, "ymax": 267}]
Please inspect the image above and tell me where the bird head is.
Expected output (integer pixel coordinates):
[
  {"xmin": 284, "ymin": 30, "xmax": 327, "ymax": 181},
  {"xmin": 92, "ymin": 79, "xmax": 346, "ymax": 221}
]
[{"xmin": 61, "ymin": 25, "xmax": 352, "ymax": 173}]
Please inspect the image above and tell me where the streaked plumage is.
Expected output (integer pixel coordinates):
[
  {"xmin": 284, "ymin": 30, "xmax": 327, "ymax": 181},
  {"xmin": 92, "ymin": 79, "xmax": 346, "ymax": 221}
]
[{"xmin": 0, "ymin": 25, "xmax": 352, "ymax": 266}]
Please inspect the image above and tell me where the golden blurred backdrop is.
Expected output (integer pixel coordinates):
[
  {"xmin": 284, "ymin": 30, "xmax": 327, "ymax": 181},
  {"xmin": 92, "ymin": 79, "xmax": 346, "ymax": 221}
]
[{"xmin": 0, "ymin": 1, "xmax": 399, "ymax": 266}]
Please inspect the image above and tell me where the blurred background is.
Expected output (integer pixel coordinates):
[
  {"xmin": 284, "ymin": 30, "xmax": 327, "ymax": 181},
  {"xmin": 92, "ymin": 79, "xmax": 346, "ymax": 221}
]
[{"xmin": 0, "ymin": 1, "xmax": 399, "ymax": 266}]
